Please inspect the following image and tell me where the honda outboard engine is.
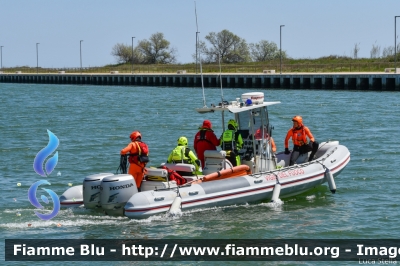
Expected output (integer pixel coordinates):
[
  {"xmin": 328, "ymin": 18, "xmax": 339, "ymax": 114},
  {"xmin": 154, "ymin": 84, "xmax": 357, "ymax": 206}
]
[
  {"xmin": 100, "ymin": 174, "xmax": 138, "ymax": 216},
  {"xmin": 83, "ymin": 173, "xmax": 114, "ymax": 209}
]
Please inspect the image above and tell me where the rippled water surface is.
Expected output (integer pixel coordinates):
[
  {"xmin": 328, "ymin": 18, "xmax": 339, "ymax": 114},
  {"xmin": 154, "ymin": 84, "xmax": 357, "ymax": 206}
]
[{"xmin": 1, "ymin": 83, "xmax": 399, "ymax": 265}]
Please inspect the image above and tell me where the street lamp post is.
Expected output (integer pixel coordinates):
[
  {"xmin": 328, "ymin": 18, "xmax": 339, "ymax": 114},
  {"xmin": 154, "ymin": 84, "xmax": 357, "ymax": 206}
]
[
  {"xmin": 395, "ymin": 16, "xmax": 400, "ymax": 73},
  {"xmin": 0, "ymin": 46, "xmax": 3, "ymax": 71},
  {"xmin": 80, "ymin": 40, "xmax": 83, "ymax": 74},
  {"xmin": 36, "ymin": 43, "xmax": 39, "ymax": 74},
  {"xmin": 131, "ymin": 37, "xmax": 135, "ymax": 74},
  {"xmin": 280, "ymin": 25, "xmax": 285, "ymax": 74}
]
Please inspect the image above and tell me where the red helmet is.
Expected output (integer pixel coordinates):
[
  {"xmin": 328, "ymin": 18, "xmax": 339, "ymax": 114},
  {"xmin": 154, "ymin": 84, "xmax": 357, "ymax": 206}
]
[
  {"xmin": 202, "ymin": 120, "xmax": 212, "ymax": 129},
  {"xmin": 130, "ymin": 131, "xmax": 141, "ymax": 141},
  {"xmin": 292, "ymin": 116, "xmax": 303, "ymax": 126}
]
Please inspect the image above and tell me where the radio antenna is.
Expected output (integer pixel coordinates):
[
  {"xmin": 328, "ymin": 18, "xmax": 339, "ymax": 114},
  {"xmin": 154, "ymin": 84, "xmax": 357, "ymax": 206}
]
[
  {"xmin": 195, "ymin": 1, "xmax": 207, "ymax": 107},
  {"xmin": 218, "ymin": 44, "xmax": 224, "ymax": 104}
]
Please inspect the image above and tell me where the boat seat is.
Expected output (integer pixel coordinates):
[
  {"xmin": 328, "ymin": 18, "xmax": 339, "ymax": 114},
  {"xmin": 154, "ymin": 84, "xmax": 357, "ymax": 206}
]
[
  {"xmin": 144, "ymin": 168, "xmax": 168, "ymax": 182},
  {"xmin": 160, "ymin": 163, "xmax": 196, "ymax": 176},
  {"xmin": 145, "ymin": 168, "xmax": 168, "ymax": 178},
  {"xmin": 203, "ymin": 150, "xmax": 233, "ymax": 175}
]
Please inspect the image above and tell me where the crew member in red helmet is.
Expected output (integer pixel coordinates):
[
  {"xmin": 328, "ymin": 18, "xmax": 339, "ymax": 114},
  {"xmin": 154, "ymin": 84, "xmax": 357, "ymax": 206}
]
[
  {"xmin": 284, "ymin": 116, "xmax": 319, "ymax": 165},
  {"xmin": 194, "ymin": 120, "xmax": 220, "ymax": 168},
  {"xmin": 120, "ymin": 131, "xmax": 149, "ymax": 189}
]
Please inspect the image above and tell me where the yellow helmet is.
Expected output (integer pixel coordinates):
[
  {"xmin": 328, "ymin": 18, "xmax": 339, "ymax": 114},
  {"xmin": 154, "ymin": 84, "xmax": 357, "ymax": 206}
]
[
  {"xmin": 227, "ymin": 119, "xmax": 238, "ymax": 130},
  {"xmin": 177, "ymin": 136, "xmax": 188, "ymax": 146}
]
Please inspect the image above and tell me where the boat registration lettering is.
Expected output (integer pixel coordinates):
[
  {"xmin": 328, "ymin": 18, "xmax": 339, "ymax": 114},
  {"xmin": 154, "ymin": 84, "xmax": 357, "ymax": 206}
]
[
  {"xmin": 287, "ymin": 168, "xmax": 305, "ymax": 176},
  {"xmin": 264, "ymin": 168, "xmax": 304, "ymax": 181}
]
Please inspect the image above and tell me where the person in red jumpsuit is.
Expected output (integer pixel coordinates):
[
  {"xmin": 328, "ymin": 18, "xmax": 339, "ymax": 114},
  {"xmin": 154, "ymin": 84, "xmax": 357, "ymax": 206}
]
[{"xmin": 194, "ymin": 120, "xmax": 220, "ymax": 168}]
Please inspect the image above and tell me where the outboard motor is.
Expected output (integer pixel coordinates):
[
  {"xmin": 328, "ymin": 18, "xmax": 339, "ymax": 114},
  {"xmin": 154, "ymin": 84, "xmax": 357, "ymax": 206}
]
[
  {"xmin": 83, "ymin": 173, "xmax": 114, "ymax": 209},
  {"xmin": 100, "ymin": 174, "xmax": 138, "ymax": 216}
]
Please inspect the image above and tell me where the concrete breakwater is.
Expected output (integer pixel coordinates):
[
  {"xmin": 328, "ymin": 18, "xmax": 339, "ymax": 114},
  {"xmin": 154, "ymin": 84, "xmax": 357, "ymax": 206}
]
[{"xmin": 0, "ymin": 72, "xmax": 399, "ymax": 90}]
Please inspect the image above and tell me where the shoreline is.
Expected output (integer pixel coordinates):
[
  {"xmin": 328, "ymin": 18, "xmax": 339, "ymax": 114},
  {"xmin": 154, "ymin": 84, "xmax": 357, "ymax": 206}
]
[{"xmin": 1, "ymin": 72, "xmax": 399, "ymax": 91}]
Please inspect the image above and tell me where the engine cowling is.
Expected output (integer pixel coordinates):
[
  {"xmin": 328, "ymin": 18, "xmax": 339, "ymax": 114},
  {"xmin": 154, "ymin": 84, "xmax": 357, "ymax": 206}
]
[
  {"xmin": 83, "ymin": 173, "xmax": 114, "ymax": 209},
  {"xmin": 100, "ymin": 174, "xmax": 138, "ymax": 215}
]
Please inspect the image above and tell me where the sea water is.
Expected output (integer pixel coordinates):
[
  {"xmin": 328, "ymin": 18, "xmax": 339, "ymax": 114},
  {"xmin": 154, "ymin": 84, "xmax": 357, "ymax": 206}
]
[{"xmin": 0, "ymin": 83, "xmax": 399, "ymax": 265}]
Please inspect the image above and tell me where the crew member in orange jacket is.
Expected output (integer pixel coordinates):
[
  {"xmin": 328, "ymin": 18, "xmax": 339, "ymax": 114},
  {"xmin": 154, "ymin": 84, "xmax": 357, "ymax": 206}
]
[
  {"xmin": 194, "ymin": 120, "xmax": 220, "ymax": 168},
  {"xmin": 120, "ymin": 131, "xmax": 149, "ymax": 189},
  {"xmin": 284, "ymin": 116, "xmax": 319, "ymax": 165},
  {"xmin": 254, "ymin": 126, "xmax": 277, "ymax": 153}
]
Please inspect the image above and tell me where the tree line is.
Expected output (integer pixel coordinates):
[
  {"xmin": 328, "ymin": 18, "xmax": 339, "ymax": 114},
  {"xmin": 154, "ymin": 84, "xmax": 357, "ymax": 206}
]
[
  {"xmin": 111, "ymin": 29, "xmax": 288, "ymax": 64},
  {"xmin": 111, "ymin": 32, "xmax": 177, "ymax": 64},
  {"xmin": 112, "ymin": 29, "xmax": 400, "ymax": 64}
]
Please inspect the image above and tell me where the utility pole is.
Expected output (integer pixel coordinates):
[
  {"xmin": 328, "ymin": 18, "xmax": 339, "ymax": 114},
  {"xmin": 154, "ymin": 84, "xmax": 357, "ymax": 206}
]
[
  {"xmin": 132, "ymin": 37, "xmax": 135, "ymax": 74},
  {"xmin": 280, "ymin": 25, "xmax": 285, "ymax": 74},
  {"xmin": 36, "ymin": 43, "xmax": 39, "ymax": 74},
  {"xmin": 80, "ymin": 40, "xmax": 83, "ymax": 74},
  {"xmin": 395, "ymin": 16, "xmax": 400, "ymax": 73}
]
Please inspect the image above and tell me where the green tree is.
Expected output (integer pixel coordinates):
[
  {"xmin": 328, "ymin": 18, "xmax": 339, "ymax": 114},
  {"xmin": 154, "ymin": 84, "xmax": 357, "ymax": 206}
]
[
  {"xmin": 199, "ymin": 29, "xmax": 250, "ymax": 63},
  {"xmin": 249, "ymin": 40, "xmax": 286, "ymax": 61},
  {"xmin": 111, "ymin": 43, "xmax": 143, "ymax": 64},
  {"xmin": 137, "ymin": 32, "xmax": 177, "ymax": 64}
]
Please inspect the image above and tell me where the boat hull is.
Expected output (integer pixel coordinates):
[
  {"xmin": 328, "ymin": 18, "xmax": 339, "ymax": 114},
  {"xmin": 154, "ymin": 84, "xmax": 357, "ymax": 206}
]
[{"xmin": 124, "ymin": 144, "xmax": 350, "ymax": 219}]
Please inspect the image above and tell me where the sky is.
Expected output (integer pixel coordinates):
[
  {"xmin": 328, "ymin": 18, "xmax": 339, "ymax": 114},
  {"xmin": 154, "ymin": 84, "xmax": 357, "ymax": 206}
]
[{"xmin": 1, "ymin": 0, "xmax": 400, "ymax": 68}]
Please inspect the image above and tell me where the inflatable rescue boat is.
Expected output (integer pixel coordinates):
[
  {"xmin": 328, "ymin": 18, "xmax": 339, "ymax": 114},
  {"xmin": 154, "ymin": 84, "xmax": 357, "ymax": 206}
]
[{"xmin": 59, "ymin": 92, "xmax": 350, "ymax": 219}]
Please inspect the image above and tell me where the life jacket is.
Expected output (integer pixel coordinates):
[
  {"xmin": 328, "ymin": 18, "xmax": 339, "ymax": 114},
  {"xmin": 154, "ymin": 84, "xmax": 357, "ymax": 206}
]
[
  {"xmin": 129, "ymin": 141, "xmax": 149, "ymax": 164},
  {"xmin": 291, "ymin": 126, "xmax": 308, "ymax": 146},
  {"xmin": 161, "ymin": 165, "xmax": 187, "ymax": 185},
  {"xmin": 221, "ymin": 130, "xmax": 239, "ymax": 151},
  {"xmin": 196, "ymin": 130, "xmax": 214, "ymax": 146},
  {"xmin": 170, "ymin": 146, "xmax": 192, "ymax": 164}
]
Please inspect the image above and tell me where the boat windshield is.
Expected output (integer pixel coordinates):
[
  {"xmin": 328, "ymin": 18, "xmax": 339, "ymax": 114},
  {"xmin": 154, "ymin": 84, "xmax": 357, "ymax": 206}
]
[{"xmin": 237, "ymin": 106, "xmax": 270, "ymax": 139}]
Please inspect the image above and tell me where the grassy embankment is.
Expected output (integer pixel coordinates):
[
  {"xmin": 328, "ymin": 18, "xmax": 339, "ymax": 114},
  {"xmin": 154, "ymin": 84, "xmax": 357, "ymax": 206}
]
[{"xmin": 2, "ymin": 56, "xmax": 400, "ymax": 74}]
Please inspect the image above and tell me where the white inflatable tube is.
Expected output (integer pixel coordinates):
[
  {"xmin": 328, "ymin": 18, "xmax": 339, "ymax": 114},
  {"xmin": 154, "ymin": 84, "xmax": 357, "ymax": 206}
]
[
  {"xmin": 168, "ymin": 196, "xmax": 182, "ymax": 216},
  {"xmin": 325, "ymin": 169, "xmax": 336, "ymax": 194},
  {"xmin": 270, "ymin": 183, "xmax": 281, "ymax": 202}
]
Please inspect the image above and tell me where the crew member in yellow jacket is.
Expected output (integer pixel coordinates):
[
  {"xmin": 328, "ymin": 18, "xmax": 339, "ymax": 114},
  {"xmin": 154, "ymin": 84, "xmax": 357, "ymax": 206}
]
[{"xmin": 167, "ymin": 136, "xmax": 202, "ymax": 175}]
